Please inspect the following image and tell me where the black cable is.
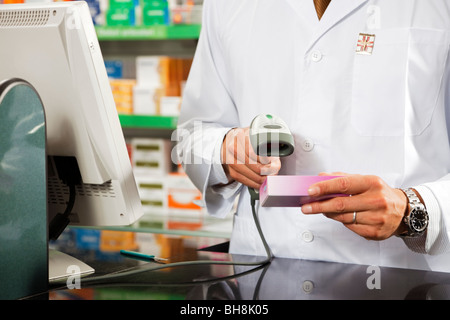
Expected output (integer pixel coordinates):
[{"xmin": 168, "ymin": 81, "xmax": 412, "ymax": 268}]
[
  {"xmin": 51, "ymin": 189, "xmax": 273, "ymax": 286},
  {"xmin": 63, "ymin": 184, "xmax": 76, "ymax": 218},
  {"xmin": 49, "ymin": 156, "xmax": 81, "ymax": 241},
  {"xmin": 49, "ymin": 184, "xmax": 76, "ymax": 241}
]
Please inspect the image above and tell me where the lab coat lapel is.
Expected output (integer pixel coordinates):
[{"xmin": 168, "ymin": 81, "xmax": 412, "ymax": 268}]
[
  {"xmin": 286, "ymin": 0, "xmax": 317, "ymax": 26},
  {"xmin": 287, "ymin": 0, "xmax": 369, "ymax": 50}
]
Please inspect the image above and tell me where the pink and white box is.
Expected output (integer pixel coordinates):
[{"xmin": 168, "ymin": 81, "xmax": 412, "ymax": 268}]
[{"xmin": 259, "ymin": 175, "xmax": 348, "ymax": 207}]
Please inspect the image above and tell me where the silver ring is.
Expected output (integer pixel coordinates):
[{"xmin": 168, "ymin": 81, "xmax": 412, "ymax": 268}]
[{"xmin": 351, "ymin": 211, "xmax": 357, "ymax": 224}]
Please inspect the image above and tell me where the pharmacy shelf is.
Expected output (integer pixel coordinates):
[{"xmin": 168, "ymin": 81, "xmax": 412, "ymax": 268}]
[
  {"xmin": 95, "ymin": 24, "xmax": 201, "ymax": 41},
  {"xmin": 71, "ymin": 219, "xmax": 232, "ymax": 239},
  {"xmin": 119, "ymin": 114, "xmax": 178, "ymax": 129},
  {"xmin": 119, "ymin": 114, "xmax": 178, "ymax": 139}
]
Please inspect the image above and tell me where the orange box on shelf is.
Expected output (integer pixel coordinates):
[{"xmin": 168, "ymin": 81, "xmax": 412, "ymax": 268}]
[
  {"xmin": 99, "ymin": 230, "xmax": 138, "ymax": 252},
  {"xmin": 167, "ymin": 173, "xmax": 202, "ymax": 210},
  {"xmin": 109, "ymin": 79, "xmax": 136, "ymax": 114},
  {"xmin": 167, "ymin": 219, "xmax": 202, "ymax": 231}
]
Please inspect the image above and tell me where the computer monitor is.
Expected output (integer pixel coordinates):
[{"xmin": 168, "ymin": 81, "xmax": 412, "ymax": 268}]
[{"xmin": 0, "ymin": 2, "xmax": 143, "ymax": 234}]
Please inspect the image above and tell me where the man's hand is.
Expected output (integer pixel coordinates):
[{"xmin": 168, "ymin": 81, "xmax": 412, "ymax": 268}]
[
  {"xmin": 221, "ymin": 127, "xmax": 281, "ymax": 190},
  {"xmin": 301, "ymin": 173, "xmax": 408, "ymax": 240}
]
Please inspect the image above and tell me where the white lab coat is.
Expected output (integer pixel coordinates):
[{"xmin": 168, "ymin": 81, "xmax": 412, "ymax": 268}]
[{"xmin": 176, "ymin": 0, "xmax": 450, "ymax": 272}]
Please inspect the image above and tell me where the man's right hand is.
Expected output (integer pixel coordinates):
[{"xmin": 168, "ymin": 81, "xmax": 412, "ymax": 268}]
[{"xmin": 220, "ymin": 127, "xmax": 281, "ymax": 190}]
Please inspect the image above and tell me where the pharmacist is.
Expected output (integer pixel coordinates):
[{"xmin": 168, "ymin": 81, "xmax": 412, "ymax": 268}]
[{"xmin": 176, "ymin": 0, "xmax": 450, "ymax": 272}]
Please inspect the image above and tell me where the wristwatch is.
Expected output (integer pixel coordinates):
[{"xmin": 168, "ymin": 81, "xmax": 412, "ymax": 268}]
[{"xmin": 398, "ymin": 188, "xmax": 429, "ymax": 238}]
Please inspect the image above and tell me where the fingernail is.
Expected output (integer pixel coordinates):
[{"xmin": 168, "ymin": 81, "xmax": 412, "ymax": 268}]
[
  {"xmin": 301, "ymin": 204, "xmax": 312, "ymax": 214},
  {"xmin": 308, "ymin": 186, "xmax": 320, "ymax": 196}
]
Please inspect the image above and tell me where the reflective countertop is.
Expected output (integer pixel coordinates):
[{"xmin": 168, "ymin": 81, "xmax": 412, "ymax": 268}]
[{"xmin": 38, "ymin": 228, "xmax": 450, "ymax": 301}]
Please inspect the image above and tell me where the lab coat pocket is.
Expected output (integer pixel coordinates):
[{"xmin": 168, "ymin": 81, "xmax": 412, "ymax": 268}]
[
  {"xmin": 351, "ymin": 28, "xmax": 449, "ymax": 137},
  {"xmin": 405, "ymin": 29, "xmax": 449, "ymax": 136}
]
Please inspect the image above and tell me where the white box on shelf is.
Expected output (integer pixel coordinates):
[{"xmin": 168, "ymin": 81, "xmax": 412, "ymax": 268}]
[
  {"xmin": 133, "ymin": 85, "xmax": 158, "ymax": 115},
  {"xmin": 131, "ymin": 138, "xmax": 172, "ymax": 176},
  {"xmin": 135, "ymin": 176, "xmax": 168, "ymax": 215},
  {"xmin": 160, "ymin": 96, "xmax": 181, "ymax": 116},
  {"xmin": 136, "ymin": 56, "xmax": 162, "ymax": 87}
]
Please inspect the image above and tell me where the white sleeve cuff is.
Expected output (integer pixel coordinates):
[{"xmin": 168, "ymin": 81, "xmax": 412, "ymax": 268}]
[
  {"xmin": 208, "ymin": 128, "xmax": 243, "ymax": 200},
  {"xmin": 402, "ymin": 185, "xmax": 450, "ymax": 255}
]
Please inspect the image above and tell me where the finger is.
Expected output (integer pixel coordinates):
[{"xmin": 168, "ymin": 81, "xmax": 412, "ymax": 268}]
[
  {"xmin": 260, "ymin": 157, "xmax": 281, "ymax": 176},
  {"xmin": 318, "ymin": 171, "xmax": 349, "ymax": 176},
  {"xmin": 323, "ymin": 211, "xmax": 359, "ymax": 225},
  {"xmin": 308, "ymin": 174, "xmax": 370, "ymax": 197},
  {"xmin": 301, "ymin": 194, "xmax": 367, "ymax": 215},
  {"xmin": 228, "ymin": 165, "xmax": 266, "ymax": 189},
  {"xmin": 227, "ymin": 140, "xmax": 280, "ymax": 174}
]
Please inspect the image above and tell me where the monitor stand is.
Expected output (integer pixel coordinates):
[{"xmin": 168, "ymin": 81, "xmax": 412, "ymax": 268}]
[
  {"xmin": 48, "ymin": 249, "xmax": 95, "ymax": 282},
  {"xmin": 0, "ymin": 79, "xmax": 48, "ymax": 299}
]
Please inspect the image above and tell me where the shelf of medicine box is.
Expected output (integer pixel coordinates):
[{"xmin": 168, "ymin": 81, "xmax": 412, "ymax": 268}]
[
  {"xmin": 119, "ymin": 114, "xmax": 178, "ymax": 139},
  {"xmin": 95, "ymin": 24, "xmax": 201, "ymax": 41},
  {"xmin": 67, "ymin": 216, "xmax": 233, "ymax": 239}
]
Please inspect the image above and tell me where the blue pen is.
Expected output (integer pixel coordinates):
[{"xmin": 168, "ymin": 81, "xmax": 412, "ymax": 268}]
[{"xmin": 120, "ymin": 249, "xmax": 155, "ymax": 260}]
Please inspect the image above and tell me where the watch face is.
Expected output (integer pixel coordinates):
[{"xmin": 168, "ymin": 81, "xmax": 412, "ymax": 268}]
[{"xmin": 410, "ymin": 208, "xmax": 428, "ymax": 233}]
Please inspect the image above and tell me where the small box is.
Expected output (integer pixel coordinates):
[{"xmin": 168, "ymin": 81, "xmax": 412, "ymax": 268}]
[
  {"xmin": 109, "ymin": 0, "xmax": 135, "ymax": 9},
  {"xmin": 99, "ymin": 230, "xmax": 138, "ymax": 252},
  {"xmin": 142, "ymin": 1, "xmax": 169, "ymax": 26},
  {"xmin": 110, "ymin": 79, "xmax": 136, "ymax": 114},
  {"xmin": 136, "ymin": 56, "xmax": 163, "ymax": 87},
  {"xmin": 105, "ymin": 60, "xmax": 123, "ymax": 79},
  {"xmin": 166, "ymin": 173, "xmax": 202, "ymax": 211},
  {"xmin": 159, "ymin": 96, "xmax": 181, "ymax": 116},
  {"xmin": 135, "ymin": 176, "xmax": 167, "ymax": 214},
  {"xmin": 260, "ymin": 175, "xmax": 348, "ymax": 207},
  {"xmin": 106, "ymin": 7, "xmax": 135, "ymax": 26},
  {"xmin": 133, "ymin": 85, "xmax": 158, "ymax": 115},
  {"xmin": 131, "ymin": 138, "xmax": 172, "ymax": 175},
  {"xmin": 74, "ymin": 229, "xmax": 101, "ymax": 250}
]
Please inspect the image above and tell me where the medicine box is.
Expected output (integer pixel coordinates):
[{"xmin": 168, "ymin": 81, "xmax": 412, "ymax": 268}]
[
  {"xmin": 136, "ymin": 56, "xmax": 163, "ymax": 87},
  {"xmin": 106, "ymin": 7, "xmax": 135, "ymax": 26},
  {"xmin": 131, "ymin": 138, "xmax": 172, "ymax": 175},
  {"xmin": 166, "ymin": 173, "xmax": 203, "ymax": 211},
  {"xmin": 166, "ymin": 173, "xmax": 204, "ymax": 230},
  {"xmin": 133, "ymin": 85, "xmax": 159, "ymax": 115},
  {"xmin": 135, "ymin": 176, "xmax": 167, "ymax": 214},
  {"xmin": 159, "ymin": 96, "xmax": 181, "ymax": 116},
  {"xmin": 99, "ymin": 230, "xmax": 138, "ymax": 252},
  {"xmin": 259, "ymin": 175, "xmax": 347, "ymax": 207},
  {"xmin": 110, "ymin": 79, "xmax": 136, "ymax": 114},
  {"xmin": 141, "ymin": 0, "xmax": 169, "ymax": 26},
  {"xmin": 105, "ymin": 60, "xmax": 123, "ymax": 79}
]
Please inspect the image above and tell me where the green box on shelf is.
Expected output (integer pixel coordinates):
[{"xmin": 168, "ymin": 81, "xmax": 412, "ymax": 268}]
[
  {"xmin": 141, "ymin": 0, "xmax": 169, "ymax": 26},
  {"xmin": 142, "ymin": 10, "xmax": 167, "ymax": 25},
  {"xmin": 109, "ymin": 0, "xmax": 135, "ymax": 9},
  {"xmin": 140, "ymin": 0, "xmax": 168, "ymax": 9},
  {"xmin": 106, "ymin": 7, "xmax": 135, "ymax": 26}
]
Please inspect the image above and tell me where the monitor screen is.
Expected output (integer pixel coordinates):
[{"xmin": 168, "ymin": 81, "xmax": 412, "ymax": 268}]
[{"xmin": 0, "ymin": 1, "xmax": 143, "ymax": 233}]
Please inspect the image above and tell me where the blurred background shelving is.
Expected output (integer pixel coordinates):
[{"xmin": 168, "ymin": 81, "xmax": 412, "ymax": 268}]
[{"xmin": 2, "ymin": 0, "xmax": 233, "ymax": 238}]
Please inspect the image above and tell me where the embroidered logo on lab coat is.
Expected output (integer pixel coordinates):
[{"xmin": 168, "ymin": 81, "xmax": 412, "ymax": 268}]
[{"xmin": 356, "ymin": 33, "xmax": 375, "ymax": 55}]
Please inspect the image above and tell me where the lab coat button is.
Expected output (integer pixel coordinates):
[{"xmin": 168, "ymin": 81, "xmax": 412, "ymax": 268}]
[
  {"xmin": 311, "ymin": 50, "xmax": 322, "ymax": 62},
  {"xmin": 302, "ymin": 280, "xmax": 314, "ymax": 294},
  {"xmin": 301, "ymin": 139, "xmax": 314, "ymax": 152},
  {"xmin": 302, "ymin": 230, "xmax": 314, "ymax": 242}
]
